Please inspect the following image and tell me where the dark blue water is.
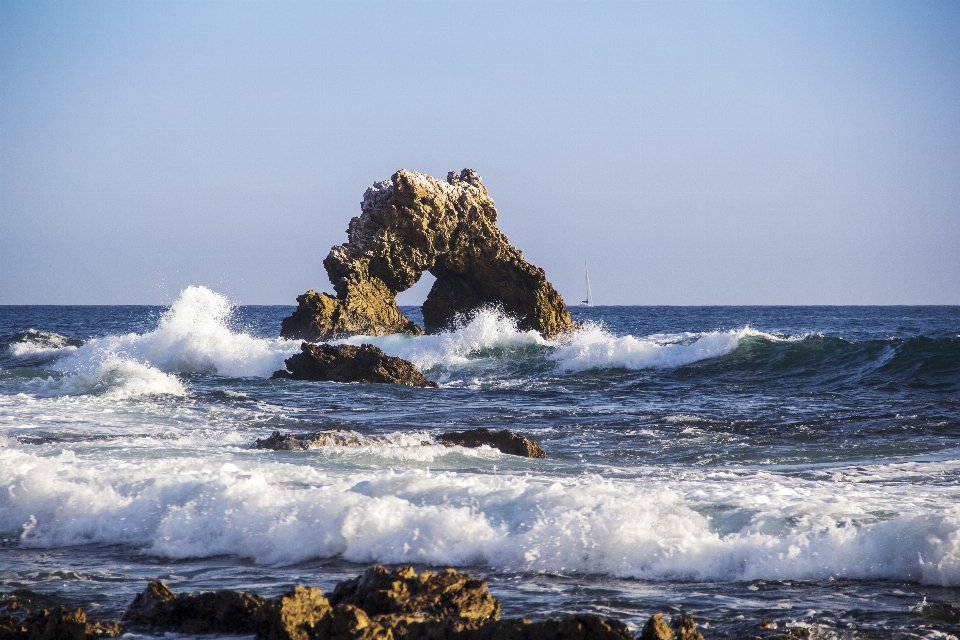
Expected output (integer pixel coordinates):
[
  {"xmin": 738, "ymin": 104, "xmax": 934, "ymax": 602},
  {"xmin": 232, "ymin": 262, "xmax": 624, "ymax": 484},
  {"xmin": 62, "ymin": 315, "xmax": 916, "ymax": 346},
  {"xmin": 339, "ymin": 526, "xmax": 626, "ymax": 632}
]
[{"xmin": 1, "ymin": 293, "xmax": 959, "ymax": 638}]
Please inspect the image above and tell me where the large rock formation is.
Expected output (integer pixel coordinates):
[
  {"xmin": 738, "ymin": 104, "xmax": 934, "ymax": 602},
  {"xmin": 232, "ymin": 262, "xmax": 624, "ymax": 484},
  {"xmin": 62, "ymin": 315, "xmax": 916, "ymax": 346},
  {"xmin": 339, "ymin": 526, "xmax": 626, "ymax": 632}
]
[
  {"xmin": 272, "ymin": 343, "xmax": 438, "ymax": 388},
  {"xmin": 281, "ymin": 169, "xmax": 574, "ymax": 341}
]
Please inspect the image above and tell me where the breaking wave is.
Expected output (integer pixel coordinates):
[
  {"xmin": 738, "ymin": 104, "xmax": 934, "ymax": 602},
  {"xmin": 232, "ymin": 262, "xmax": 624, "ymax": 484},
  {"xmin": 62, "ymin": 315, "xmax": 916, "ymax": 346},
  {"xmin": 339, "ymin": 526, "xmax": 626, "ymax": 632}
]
[{"xmin": 2, "ymin": 446, "xmax": 958, "ymax": 585}]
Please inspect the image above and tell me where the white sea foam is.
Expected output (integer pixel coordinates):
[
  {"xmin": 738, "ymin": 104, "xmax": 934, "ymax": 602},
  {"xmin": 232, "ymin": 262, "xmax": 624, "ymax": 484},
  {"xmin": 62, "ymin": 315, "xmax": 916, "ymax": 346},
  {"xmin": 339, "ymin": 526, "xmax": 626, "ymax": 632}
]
[
  {"xmin": 2, "ymin": 446, "xmax": 958, "ymax": 585},
  {"xmin": 340, "ymin": 308, "xmax": 547, "ymax": 371},
  {"xmin": 548, "ymin": 324, "xmax": 764, "ymax": 372},
  {"xmin": 8, "ymin": 329, "xmax": 81, "ymax": 361},
  {"xmin": 27, "ymin": 286, "xmax": 298, "ymax": 397},
  {"xmin": 353, "ymin": 310, "xmax": 770, "ymax": 374}
]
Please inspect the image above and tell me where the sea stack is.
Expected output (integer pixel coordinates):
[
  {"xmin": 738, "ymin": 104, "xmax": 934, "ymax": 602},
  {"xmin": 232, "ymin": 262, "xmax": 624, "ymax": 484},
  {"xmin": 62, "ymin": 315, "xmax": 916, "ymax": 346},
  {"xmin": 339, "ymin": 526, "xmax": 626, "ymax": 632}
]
[{"xmin": 280, "ymin": 169, "xmax": 574, "ymax": 341}]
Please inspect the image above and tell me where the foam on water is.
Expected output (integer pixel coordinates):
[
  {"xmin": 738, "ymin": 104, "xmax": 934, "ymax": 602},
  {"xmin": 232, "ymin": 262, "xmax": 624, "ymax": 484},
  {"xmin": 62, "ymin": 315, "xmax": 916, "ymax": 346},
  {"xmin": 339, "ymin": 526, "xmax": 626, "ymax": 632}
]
[
  {"xmin": 2, "ymin": 445, "xmax": 958, "ymax": 585},
  {"xmin": 340, "ymin": 308, "xmax": 547, "ymax": 371},
  {"xmin": 8, "ymin": 329, "xmax": 82, "ymax": 361},
  {"xmin": 353, "ymin": 311, "xmax": 771, "ymax": 375},
  {"xmin": 549, "ymin": 324, "xmax": 775, "ymax": 372},
  {"xmin": 22, "ymin": 287, "xmax": 298, "ymax": 397}
]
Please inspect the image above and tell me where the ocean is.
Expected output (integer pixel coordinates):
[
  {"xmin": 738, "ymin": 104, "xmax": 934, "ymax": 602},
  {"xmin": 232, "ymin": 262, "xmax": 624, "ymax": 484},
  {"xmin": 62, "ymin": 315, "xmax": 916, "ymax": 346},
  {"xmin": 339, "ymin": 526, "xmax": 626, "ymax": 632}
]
[{"xmin": 1, "ymin": 287, "xmax": 959, "ymax": 638}]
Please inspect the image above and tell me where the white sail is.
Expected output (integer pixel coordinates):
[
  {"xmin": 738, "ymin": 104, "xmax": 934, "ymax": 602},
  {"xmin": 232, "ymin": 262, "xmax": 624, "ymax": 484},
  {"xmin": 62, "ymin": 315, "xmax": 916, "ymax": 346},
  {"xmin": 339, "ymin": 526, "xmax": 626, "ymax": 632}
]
[{"xmin": 582, "ymin": 262, "xmax": 593, "ymax": 306}]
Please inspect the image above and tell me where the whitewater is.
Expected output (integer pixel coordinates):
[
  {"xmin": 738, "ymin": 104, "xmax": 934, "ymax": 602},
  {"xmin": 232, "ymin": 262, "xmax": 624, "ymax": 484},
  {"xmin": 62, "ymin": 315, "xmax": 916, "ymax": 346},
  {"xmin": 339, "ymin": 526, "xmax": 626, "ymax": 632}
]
[{"xmin": 2, "ymin": 287, "xmax": 959, "ymax": 637}]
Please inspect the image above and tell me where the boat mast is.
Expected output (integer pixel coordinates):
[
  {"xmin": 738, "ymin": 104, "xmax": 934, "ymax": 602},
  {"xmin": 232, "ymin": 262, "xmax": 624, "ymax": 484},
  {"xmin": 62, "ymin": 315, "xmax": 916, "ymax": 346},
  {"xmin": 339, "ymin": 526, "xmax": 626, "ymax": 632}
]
[{"xmin": 583, "ymin": 262, "xmax": 593, "ymax": 306}]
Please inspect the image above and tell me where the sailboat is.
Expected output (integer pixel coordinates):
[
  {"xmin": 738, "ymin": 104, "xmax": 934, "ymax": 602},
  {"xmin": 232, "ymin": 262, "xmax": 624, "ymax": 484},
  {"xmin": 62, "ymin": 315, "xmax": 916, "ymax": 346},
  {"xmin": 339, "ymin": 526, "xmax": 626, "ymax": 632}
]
[{"xmin": 581, "ymin": 262, "xmax": 594, "ymax": 307}]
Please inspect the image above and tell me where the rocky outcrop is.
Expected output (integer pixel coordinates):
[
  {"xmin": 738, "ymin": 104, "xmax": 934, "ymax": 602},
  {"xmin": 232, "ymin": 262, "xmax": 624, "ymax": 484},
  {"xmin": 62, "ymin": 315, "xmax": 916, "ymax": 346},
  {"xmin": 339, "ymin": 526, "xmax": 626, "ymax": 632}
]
[
  {"xmin": 280, "ymin": 169, "xmax": 574, "ymax": 342},
  {"xmin": 272, "ymin": 343, "xmax": 438, "ymax": 388},
  {"xmin": 639, "ymin": 613, "xmax": 704, "ymax": 640},
  {"xmin": 253, "ymin": 430, "xmax": 384, "ymax": 451},
  {"xmin": 329, "ymin": 565, "xmax": 500, "ymax": 624},
  {"xmin": 117, "ymin": 567, "xmax": 644, "ymax": 640},
  {"xmin": 0, "ymin": 596, "xmax": 123, "ymax": 640},
  {"xmin": 439, "ymin": 428, "xmax": 547, "ymax": 458},
  {"xmin": 123, "ymin": 581, "xmax": 264, "ymax": 635}
]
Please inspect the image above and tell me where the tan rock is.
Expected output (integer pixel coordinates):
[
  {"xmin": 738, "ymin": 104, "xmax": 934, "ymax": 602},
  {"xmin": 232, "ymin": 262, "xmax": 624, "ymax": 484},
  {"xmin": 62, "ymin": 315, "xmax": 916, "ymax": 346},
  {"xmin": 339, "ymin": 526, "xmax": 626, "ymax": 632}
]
[
  {"xmin": 253, "ymin": 586, "xmax": 332, "ymax": 640},
  {"xmin": 280, "ymin": 169, "xmax": 574, "ymax": 341}
]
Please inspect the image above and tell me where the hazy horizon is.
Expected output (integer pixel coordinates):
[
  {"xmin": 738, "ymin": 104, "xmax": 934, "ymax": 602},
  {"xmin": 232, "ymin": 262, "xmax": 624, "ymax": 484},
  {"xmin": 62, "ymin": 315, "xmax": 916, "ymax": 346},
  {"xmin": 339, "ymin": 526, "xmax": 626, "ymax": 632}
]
[{"xmin": 2, "ymin": 0, "xmax": 958, "ymax": 306}]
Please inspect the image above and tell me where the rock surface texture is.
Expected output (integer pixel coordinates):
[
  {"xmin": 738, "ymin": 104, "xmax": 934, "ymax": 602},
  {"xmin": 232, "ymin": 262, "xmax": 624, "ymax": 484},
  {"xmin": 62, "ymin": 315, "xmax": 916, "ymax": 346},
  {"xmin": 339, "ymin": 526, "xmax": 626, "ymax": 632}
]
[
  {"xmin": 117, "ymin": 566, "xmax": 648, "ymax": 640},
  {"xmin": 252, "ymin": 430, "xmax": 385, "ymax": 451},
  {"xmin": 439, "ymin": 428, "xmax": 547, "ymax": 458},
  {"xmin": 639, "ymin": 613, "xmax": 705, "ymax": 640},
  {"xmin": 123, "ymin": 581, "xmax": 264, "ymax": 635},
  {"xmin": 280, "ymin": 169, "xmax": 574, "ymax": 341},
  {"xmin": 0, "ymin": 595, "xmax": 123, "ymax": 640},
  {"xmin": 272, "ymin": 343, "xmax": 438, "ymax": 388}
]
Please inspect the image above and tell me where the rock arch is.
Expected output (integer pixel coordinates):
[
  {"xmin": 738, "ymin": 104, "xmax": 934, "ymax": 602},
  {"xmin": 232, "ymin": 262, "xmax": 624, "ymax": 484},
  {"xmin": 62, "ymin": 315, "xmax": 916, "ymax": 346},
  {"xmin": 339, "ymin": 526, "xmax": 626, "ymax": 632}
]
[{"xmin": 280, "ymin": 169, "xmax": 573, "ymax": 341}]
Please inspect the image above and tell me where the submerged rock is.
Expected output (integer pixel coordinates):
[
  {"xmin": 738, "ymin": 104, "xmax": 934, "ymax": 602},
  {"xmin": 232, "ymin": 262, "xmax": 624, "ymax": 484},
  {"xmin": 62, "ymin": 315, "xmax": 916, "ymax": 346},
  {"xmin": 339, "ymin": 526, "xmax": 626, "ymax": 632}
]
[
  {"xmin": 123, "ymin": 581, "xmax": 264, "ymax": 635},
  {"xmin": 280, "ymin": 169, "xmax": 574, "ymax": 342},
  {"xmin": 439, "ymin": 428, "xmax": 547, "ymax": 458},
  {"xmin": 252, "ymin": 430, "xmax": 385, "ymax": 451},
  {"xmin": 271, "ymin": 343, "xmax": 438, "ymax": 388}
]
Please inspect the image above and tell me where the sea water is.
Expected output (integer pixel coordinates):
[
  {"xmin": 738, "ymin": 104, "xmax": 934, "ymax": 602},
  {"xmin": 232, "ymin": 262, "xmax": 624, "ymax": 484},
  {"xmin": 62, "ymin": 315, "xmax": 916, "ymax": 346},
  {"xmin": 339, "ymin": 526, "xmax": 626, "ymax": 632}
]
[{"xmin": 1, "ymin": 287, "xmax": 959, "ymax": 638}]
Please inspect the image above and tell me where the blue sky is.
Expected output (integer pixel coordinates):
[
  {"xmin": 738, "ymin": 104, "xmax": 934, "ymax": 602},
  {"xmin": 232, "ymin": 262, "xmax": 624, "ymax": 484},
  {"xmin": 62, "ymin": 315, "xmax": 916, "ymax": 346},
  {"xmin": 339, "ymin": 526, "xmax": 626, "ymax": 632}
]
[{"xmin": 1, "ymin": 0, "xmax": 958, "ymax": 305}]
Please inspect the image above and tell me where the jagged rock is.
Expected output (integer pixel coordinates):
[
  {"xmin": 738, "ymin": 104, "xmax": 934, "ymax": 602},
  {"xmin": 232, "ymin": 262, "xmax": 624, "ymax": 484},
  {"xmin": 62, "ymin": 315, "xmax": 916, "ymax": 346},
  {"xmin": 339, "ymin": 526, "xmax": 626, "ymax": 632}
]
[
  {"xmin": 253, "ymin": 430, "xmax": 382, "ymax": 451},
  {"xmin": 454, "ymin": 614, "xmax": 635, "ymax": 640},
  {"xmin": 280, "ymin": 169, "xmax": 574, "ymax": 342},
  {"xmin": 329, "ymin": 566, "xmax": 500, "ymax": 624},
  {"xmin": 439, "ymin": 428, "xmax": 547, "ymax": 458},
  {"xmin": 639, "ymin": 613, "xmax": 705, "ymax": 640},
  {"xmin": 253, "ymin": 586, "xmax": 332, "ymax": 640},
  {"xmin": 0, "ymin": 595, "xmax": 122, "ymax": 640},
  {"xmin": 123, "ymin": 580, "xmax": 264, "ymax": 635},
  {"xmin": 272, "ymin": 343, "xmax": 438, "ymax": 388}
]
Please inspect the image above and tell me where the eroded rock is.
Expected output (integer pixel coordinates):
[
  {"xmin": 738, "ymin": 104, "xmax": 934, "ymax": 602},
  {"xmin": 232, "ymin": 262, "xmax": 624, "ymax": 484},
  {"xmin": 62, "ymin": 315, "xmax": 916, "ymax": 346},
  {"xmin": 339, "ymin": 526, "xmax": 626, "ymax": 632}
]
[
  {"xmin": 329, "ymin": 565, "xmax": 501, "ymax": 624},
  {"xmin": 123, "ymin": 580, "xmax": 264, "ymax": 635},
  {"xmin": 280, "ymin": 169, "xmax": 574, "ymax": 342},
  {"xmin": 252, "ymin": 430, "xmax": 382, "ymax": 451},
  {"xmin": 0, "ymin": 596, "xmax": 123, "ymax": 640},
  {"xmin": 253, "ymin": 586, "xmax": 332, "ymax": 640},
  {"xmin": 439, "ymin": 428, "xmax": 547, "ymax": 458},
  {"xmin": 639, "ymin": 613, "xmax": 705, "ymax": 640},
  {"xmin": 272, "ymin": 343, "xmax": 438, "ymax": 388}
]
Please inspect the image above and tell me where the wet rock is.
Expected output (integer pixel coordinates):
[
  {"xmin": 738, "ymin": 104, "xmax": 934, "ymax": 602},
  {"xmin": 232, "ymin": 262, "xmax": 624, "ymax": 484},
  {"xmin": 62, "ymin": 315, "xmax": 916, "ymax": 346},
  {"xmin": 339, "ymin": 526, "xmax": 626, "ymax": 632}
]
[
  {"xmin": 280, "ymin": 169, "xmax": 574, "ymax": 342},
  {"xmin": 329, "ymin": 565, "xmax": 500, "ymax": 624},
  {"xmin": 439, "ymin": 428, "xmax": 547, "ymax": 458},
  {"xmin": 639, "ymin": 613, "xmax": 705, "ymax": 640},
  {"xmin": 253, "ymin": 586, "xmax": 332, "ymax": 640},
  {"xmin": 124, "ymin": 580, "xmax": 264, "ymax": 634},
  {"xmin": 252, "ymin": 430, "xmax": 380, "ymax": 451},
  {"xmin": 452, "ymin": 615, "xmax": 634, "ymax": 640},
  {"xmin": 272, "ymin": 343, "xmax": 438, "ymax": 388},
  {"xmin": 0, "ymin": 595, "xmax": 122, "ymax": 640}
]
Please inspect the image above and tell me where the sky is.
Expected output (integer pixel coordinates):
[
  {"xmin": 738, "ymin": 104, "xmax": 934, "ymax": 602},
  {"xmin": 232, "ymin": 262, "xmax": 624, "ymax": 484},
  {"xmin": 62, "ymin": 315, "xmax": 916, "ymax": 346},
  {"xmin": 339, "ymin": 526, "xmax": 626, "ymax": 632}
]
[{"xmin": 1, "ymin": 0, "xmax": 958, "ymax": 306}]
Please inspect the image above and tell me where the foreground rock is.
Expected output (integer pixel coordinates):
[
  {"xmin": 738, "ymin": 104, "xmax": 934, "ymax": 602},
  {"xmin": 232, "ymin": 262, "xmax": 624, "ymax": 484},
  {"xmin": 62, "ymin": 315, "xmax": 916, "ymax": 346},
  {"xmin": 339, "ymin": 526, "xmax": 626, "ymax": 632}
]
[
  {"xmin": 280, "ymin": 169, "xmax": 574, "ymax": 342},
  {"xmin": 0, "ymin": 594, "xmax": 123, "ymax": 640},
  {"xmin": 252, "ymin": 430, "xmax": 385, "ymax": 451},
  {"xmin": 123, "ymin": 566, "xmax": 641, "ymax": 640},
  {"xmin": 639, "ymin": 613, "xmax": 705, "ymax": 640},
  {"xmin": 123, "ymin": 581, "xmax": 264, "ymax": 634},
  {"xmin": 272, "ymin": 343, "xmax": 438, "ymax": 388},
  {"xmin": 440, "ymin": 428, "xmax": 547, "ymax": 458}
]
